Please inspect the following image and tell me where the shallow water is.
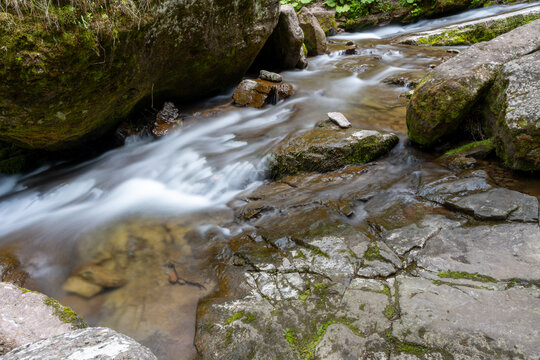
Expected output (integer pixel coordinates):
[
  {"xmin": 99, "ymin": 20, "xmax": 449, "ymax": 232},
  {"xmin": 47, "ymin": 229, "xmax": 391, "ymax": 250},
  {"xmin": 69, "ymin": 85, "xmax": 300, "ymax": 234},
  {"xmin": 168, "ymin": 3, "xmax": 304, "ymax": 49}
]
[{"xmin": 1, "ymin": 3, "xmax": 539, "ymax": 359}]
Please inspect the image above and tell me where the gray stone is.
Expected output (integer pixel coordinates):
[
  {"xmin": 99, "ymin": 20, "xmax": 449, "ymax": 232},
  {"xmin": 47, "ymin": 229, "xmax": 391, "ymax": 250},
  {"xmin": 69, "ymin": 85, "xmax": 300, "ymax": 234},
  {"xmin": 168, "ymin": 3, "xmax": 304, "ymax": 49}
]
[
  {"xmin": 487, "ymin": 50, "xmax": 540, "ymax": 170},
  {"xmin": 0, "ymin": 282, "xmax": 87, "ymax": 355},
  {"xmin": 394, "ymin": 276, "xmax": 540, "ymax": 359},
  {"xmin": 413, "ymin": 223, "xmax": 540, "ymax": 282},
  {"xmin": 297, "ymin": 7, "xmax": 328, "ymax": 56},
  {"xmin": 3, "ymin": 327, "xmax": 157, "ymax": 360},
  {"xmin": 417, "ymin": 171, "xmax": 492, "ymax": 204},
  {"xmin": 232, "ymin": 79, "xmax": 294, "ymax": 108},
  {"xmin": 259, "ymin": 70, "xmax": 282, "ymax": 83},
  {"xmin": 446, "ymin": 187, "xmax": 539, "ymax": 222},
  {"xmin": 269, "ymin": 128, "xmax": 399, "ymax": 179},
  {"xmin": 314, "ymin": 326, "xmax": 386, "ymax": 360},
  {"xmin": 399, "ymin": 5, "xmax": 540, "ymax": 46},
  {"xmin": 382, "ymin": 215, "xmax": 463, "ymax": 257},
  {"xmin": 407, "ymin": 19, "xmax": 540, "ymax": 146},
  {"xmin": 256, "ymin": 5, "xmax": 305, "ymax": 70},
  {"xmin": 327, "ymin": 112, "xmax": 351, "ymax": 128}
]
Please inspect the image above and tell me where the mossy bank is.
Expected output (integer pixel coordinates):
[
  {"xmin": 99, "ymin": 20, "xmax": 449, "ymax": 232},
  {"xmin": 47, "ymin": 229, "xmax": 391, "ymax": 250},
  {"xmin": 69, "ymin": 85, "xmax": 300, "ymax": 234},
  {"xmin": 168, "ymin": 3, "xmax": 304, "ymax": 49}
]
[{"xmin": 0, "ymin": 0, "xmax": 280, "ymax": 152}]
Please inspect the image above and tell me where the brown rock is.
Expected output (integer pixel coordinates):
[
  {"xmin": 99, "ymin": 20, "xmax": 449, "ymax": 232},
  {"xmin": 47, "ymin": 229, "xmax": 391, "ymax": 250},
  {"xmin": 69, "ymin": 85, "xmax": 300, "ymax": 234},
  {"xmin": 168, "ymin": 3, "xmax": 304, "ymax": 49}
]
[
  {"xmin": 152, "ymin": 102, "xmax": 182, "ymax": 137},
  {"xmin": 77, "ymin": 265, "xmax": 128, "ymax": 288},
  {"xmin": 232, "ymin": 79, "xmax": 294, "ymax": 108},
  {"xmin": 62, "ymin": 276, "xmax": 103, "ymax": 299},
  {"xmin": 0, "ymin": 251, "xmax": 28, "ymax": 287}
]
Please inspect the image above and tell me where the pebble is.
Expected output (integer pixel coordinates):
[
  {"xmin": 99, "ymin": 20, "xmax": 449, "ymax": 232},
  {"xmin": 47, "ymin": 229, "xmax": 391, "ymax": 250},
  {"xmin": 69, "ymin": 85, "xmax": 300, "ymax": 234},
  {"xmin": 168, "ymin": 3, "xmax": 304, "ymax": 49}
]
[
  {"xmin": 327, "ymin": 112, "xmax": 351, "ymax": 128},
  {"xmin": 259, "ymin": 70, "xmax": 282, "ymax": 83}
]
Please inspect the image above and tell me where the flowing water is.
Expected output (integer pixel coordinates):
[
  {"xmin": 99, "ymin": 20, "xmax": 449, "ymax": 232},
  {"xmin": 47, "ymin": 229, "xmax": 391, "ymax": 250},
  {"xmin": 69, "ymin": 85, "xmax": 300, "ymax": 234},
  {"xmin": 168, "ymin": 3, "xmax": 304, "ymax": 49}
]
[{"xmin": 1, "ymin": 2, "xmax": 539, "ymax": 359}]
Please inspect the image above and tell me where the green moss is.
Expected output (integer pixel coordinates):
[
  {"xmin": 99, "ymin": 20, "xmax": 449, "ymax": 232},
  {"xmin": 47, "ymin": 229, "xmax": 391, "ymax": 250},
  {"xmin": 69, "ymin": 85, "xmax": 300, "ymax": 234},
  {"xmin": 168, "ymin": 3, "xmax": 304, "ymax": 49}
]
[
  {"xmin": 443, "ymin": 139, "xmax": 493, "ymax": 157},
  {"xmin": 364, "ymin": 243, "xmax": 384, "ymax": 262},
  {"xmin": 415, "ymin": 12, "xmax": 540, "ymax": 46},
  {"xmin": 43, "ymin": 297, "xmax": 87, "ymax": 329},
  {"xmin": 384, "ymin": 303, "xmax": 397, "ymax": 319},
  {"xmin": 225, "ymin": 311, "xmax": 245, "ymax": 325},
  {"xmin": 437, "ymin": 271, "xmax": 497, "ymax": 283},
  {"xmin": 283, "ymin": 320, "xmax": 332, "ymax": 360}
]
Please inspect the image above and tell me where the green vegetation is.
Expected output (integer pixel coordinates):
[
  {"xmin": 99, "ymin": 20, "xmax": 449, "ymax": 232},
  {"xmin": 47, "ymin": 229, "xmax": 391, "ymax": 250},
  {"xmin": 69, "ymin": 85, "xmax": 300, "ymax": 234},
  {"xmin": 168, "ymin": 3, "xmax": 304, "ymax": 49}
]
[
  {"xmin": 437, "ymin": 271, "xmax": 497, "ymax": 283},
  {"xmin": 443, "ymin": 139, "xmax": 493, "ymax": 157},
  {"xmin": 43, "ymin": 297, "xmax": 88, "ymax": 329}
]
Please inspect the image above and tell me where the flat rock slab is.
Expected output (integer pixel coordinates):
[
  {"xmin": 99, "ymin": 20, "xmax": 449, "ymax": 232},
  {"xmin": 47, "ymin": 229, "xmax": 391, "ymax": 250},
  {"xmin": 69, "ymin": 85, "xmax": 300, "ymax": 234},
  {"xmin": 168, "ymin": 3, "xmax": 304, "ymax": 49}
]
[
  {"xmin": 447, "ymin": 187, "xmax": 539, "ymax": 222},
  {"xmin": 413, "ymin": 223, "xmax": 540, "ymax": 282},
  {"xmin": 418, "ymin": 171, "xmax": 539, "ymax": 222},
  {"xmin": 399, "ymin": 5, "xmax": 540, "ymax": 46},
  {"xmin": 394, "ymin": 276, "xmax": 540, "ymax": 359},
  {"xmin": 269, "ymin": 128, "xmax": 398, "ymax": 179},
  {"xmin": 3, "ymin": 327, "xmax": 157, "ymax": 360},
  {"xmin": 0, "ymin": 282, "xmax": 87, "ymax": 355}
]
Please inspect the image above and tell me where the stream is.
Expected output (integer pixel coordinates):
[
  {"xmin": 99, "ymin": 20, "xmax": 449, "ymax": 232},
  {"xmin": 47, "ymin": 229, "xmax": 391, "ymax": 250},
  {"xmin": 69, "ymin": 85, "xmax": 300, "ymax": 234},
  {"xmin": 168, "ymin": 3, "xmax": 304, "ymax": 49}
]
[{"xmin": 1, "ymin": 2, "xmax": 539, "ymax": 359}]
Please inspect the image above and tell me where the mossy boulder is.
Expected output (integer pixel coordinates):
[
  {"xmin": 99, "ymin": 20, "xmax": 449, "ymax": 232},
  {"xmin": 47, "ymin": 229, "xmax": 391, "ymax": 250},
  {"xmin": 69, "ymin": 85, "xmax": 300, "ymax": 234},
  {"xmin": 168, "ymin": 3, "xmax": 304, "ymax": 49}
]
[
  {"xmin": 269, "ymin": 126, "xmax": 398, "ymax": 179},
  {"xmin": 406, "ymin": 20, "xmax": 540, "ymax": 147},
  {"xmin": 0, "ymin": 0, "xmax": 280, "ymax": 151},
  {"xmin": 486, "ymin": 51, "xmax": 540, "ymax": 171},
  {"xmin": 297, "ymin": 7, "xmax": 328, "ymax": 56},
  {"xmin": 400, "ymin": 4, "xmax": 540, "ymax": 46}
]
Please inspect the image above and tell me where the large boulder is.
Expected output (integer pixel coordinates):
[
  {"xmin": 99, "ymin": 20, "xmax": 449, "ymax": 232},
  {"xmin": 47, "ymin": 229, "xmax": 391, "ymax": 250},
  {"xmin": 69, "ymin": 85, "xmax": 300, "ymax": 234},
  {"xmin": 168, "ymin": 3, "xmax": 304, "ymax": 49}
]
[
  {"xmin": 0, "ymin": 282, "xmax": 87, "ymax": 355},
  {"xmin": 297, "ymin": 7, "xmax": 328, "ymax": 56},
  {"xmin": 3, "ymin": 327, "xmax": 157, "ymax": 360},
  {"xmin": 399, "ymin": 4, "xmax": 540, "ymax": 46},
  {"xmin": 406, "ymin": 20, "xmax": 540, "ymax": 147},
  {"xmin": 0, "ymin": 0, "xmax": 280, "ymax": 151},
  {"xmin": 254, "ymin": 5, "xmax": 305, "ymax": 70},
  {"xmin": 269, "ymin": 124, "xmax": 398, "ymax": 179},
  {"xmin": 486, "ymin": 51, "xmax": 540, "ymax": 170}
]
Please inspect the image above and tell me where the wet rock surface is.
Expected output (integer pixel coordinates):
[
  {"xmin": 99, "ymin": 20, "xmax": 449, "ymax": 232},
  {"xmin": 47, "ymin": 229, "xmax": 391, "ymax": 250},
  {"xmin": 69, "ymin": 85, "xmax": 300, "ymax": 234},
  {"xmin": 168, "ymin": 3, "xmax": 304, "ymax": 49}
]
[
  {"xmin": 233, "ymin": 79, "xmax": 294, "ymax": 108},
  {"xmin": 269, "ymin": 125, "xmax": 399, "ymax": 179},
  {"xmin": 406, "ymin": 20, "xmax": 540, "ymax": 148},
  {"xmin": 0, "ymin": 282, "xmax": 87, "ymax": 355},
  {"xmin": 152, "ymin": 102, "xmax": 182, "ymax": 137},
  {"xmin": 195, "ymin": 163, "xmax": 540, "ymax": 359},
  {"xmin": 3, "ymin": 327, "xmax": 157, "ymax": 360},
  {"xmin": 399, "ymin": 4, "xmax": 540, "ymax": 46}
]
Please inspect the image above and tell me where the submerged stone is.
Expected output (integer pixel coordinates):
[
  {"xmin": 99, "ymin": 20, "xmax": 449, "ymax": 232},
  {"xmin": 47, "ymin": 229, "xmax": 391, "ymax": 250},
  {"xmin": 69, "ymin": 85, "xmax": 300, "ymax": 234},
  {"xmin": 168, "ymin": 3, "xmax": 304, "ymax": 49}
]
[{"xmin": 269, "ymin": 128, "xmax": 398, "ymax": 179}]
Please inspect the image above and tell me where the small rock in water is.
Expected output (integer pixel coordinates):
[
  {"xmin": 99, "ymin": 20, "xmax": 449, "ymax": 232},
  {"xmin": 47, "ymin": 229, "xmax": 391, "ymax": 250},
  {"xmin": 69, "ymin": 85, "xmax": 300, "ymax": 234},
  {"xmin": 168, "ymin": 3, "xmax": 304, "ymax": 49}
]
[
  {"xmin": 327, "ymin": 112, "xmax": 351, "ymax": 128},
  {"xmin": 259, "ymin": 70, "xmax": 282, "ymax": 83},
  {"xmin": 77, "ymin": 264, "xmax": 128, "ymax": 288},
  {"xmin": 153, "ymin": 102, "xmax": 182, "ymax": 137},
  {"xmin": 63, "ymin": 276, "xmax": 103, "ymax": 298},
  {"xmin": 344, "ymin": 44, "xmax": 357, "ymax": 55},
  {"xmin": 233, "ymin": 79, "xmax": 294, "ymax": 108},
  {"xmin": 346, "ymin": 41, "xmax": 354, "ymax": 46}
]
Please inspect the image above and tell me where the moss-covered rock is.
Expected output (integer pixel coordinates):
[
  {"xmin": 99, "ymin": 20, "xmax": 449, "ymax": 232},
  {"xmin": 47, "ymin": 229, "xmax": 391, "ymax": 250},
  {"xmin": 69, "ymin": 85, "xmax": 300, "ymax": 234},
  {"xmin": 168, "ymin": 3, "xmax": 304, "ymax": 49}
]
[
  {"xmin": 406, "ymin": 20, "xmax": 540, "ymax": 147},
  {"xmin": 0, "ymin": 0, "xmax": 279, "ymax": 151},
  {"xmin": 486, "ymin": 51, "xmax": 540, "ymax": 171},
  {"xmin": 400, "ymin": 5, "xmax": 540, "ymax": 46},
  {"xmin": 269, "ymin": 126, "xmax": 398, "ymax": 179}
]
